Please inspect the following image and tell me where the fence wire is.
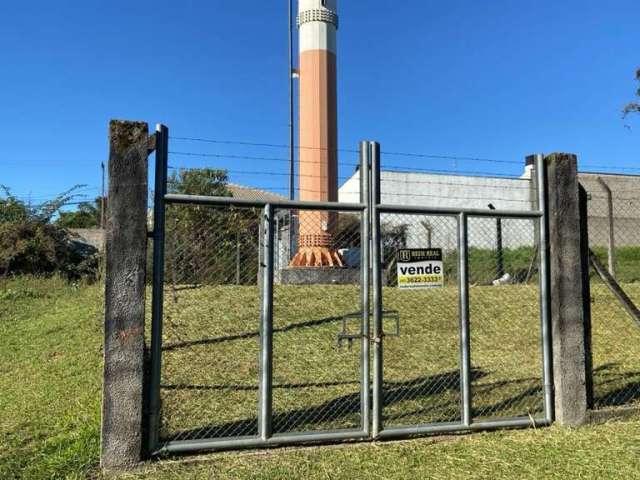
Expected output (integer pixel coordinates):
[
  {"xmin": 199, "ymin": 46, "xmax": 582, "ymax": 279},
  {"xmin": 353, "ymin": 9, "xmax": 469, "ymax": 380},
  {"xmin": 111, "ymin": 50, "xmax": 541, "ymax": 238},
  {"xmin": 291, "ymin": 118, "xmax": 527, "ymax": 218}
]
[
  {"xmin": 159, "ymin": 204, "xmax": 262, "ymax": 442},
  {"xmin": 380, "ymin": 214, "xmax": 461, "ymax": 427},
  {"xmin": 466, "ymin": 217, "xmax": 543, "ymax": 421},
  {"xmin": 152, "ymin": 152, "xmax": 555, "ymax": 446},
  {"xmin": 272, "ymin": 209, "xmax": 364, "ymax": 434},
  {"xmin": 378, "ymin": 214, "xmax": 544, "ymax": 427},
  {"xmin": 582, "ymin": 174, "xmax": 640, "ymax": 411}
]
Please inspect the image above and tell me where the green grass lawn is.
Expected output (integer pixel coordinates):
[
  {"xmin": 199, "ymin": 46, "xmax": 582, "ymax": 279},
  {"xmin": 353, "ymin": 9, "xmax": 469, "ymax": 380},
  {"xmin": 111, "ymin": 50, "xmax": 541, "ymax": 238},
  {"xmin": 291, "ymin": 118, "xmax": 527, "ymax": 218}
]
[
  {"xmin": 158, "ymin": 282, "xmax": 546, "ymax": 442},
  {"xmin": 1, "ymin": 276, "xmax": 640, "ymax": 479}
]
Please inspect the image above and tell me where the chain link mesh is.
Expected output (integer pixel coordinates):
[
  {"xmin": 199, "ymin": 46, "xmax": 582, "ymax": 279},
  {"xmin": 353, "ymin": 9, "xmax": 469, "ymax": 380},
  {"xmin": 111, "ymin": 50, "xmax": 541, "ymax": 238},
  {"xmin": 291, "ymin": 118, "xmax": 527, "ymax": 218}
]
[
  {"xmin": 159, "ymin": 204, "xmax": 262, "ymax": 441},
  {"xmin": 380, "ymin": 214, "xmax": 461, "ymax": 427},
  {"xmin": 467, "ymin": 217, "xmax": 544, "ymax": 420},
  {"xmin": 583, "ymin": 176, "xmax": 640, "ymax": 411},
  {"xmin": 379, "ymin": 214, "xmax": 544, "ymax": 427},
  {"xmin": 272, "ymin": 209, "xmax": 364, "ymax": 433}
]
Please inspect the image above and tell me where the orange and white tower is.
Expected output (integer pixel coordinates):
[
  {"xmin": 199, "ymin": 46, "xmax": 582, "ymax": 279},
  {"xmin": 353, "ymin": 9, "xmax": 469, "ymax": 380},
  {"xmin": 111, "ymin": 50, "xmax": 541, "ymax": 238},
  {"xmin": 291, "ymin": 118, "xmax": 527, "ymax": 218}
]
[{"xmin": 290, "ymin": 0, "xmax": 343, "ymax": 267}]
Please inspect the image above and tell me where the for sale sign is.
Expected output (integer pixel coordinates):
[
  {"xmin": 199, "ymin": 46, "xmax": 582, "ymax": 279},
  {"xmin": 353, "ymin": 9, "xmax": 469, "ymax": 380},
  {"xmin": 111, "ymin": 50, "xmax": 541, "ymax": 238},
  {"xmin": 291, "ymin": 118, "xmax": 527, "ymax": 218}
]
[{"xmin": 397, "ymin": 248, "xmax": 444, "ymax": 289}]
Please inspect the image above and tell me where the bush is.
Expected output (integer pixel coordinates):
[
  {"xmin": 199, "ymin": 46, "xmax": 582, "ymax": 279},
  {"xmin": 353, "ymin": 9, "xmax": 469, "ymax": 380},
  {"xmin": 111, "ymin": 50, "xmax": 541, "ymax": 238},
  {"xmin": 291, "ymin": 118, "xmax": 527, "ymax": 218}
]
[{"xmin": 0, "ymin": 222, "xmax": 98, "ymax": 280}]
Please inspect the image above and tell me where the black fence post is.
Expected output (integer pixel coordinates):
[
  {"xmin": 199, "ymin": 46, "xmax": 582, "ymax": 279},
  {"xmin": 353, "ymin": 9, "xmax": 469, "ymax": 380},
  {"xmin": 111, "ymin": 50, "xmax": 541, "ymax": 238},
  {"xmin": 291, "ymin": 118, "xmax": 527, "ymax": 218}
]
[{"xmin": 101, "ymin": 120, "xmax": 150, "ymax": 469}]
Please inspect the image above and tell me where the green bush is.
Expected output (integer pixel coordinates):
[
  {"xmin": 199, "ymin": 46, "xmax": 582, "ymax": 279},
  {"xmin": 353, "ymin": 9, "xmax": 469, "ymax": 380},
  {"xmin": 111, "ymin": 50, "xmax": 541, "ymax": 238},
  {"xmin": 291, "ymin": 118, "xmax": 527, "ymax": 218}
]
[{"xmin": 0, "ymin": 222, "xmax": 98, "ymax": 280}]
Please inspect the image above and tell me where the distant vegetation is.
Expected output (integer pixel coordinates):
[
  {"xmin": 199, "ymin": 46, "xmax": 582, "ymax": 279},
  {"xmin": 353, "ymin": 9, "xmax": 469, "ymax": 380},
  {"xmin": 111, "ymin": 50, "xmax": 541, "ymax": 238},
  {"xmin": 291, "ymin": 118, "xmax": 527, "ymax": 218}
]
[
  {"xmin": 56, "ymin": 197, "xmax": 105, "ymax": 229},
  {"xmin": 0, "ymin": 186, "xmax": 98, "ymax": 280},
  {"xmin": 165, "ymin": 168, "xmax": 261, "ymax": 285}
]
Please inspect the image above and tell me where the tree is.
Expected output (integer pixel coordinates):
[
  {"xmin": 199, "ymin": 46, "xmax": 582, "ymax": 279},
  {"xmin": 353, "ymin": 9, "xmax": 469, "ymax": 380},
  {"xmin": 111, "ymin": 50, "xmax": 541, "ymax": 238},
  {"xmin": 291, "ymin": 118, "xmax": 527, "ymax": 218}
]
[
  {"xmin": 623, "ymin": 68, "xmax": 640, "ymax": 118},
  {"xmin": 165, "ymin": 168, "xmax": 261, "ymax": 285},
  {"xmin": 0, "ymin": 222, "xmax": 97, "ymax": 279},
  {"xmin": 56, "ymin": 197, "xmax": 106, "ymax": 229}
]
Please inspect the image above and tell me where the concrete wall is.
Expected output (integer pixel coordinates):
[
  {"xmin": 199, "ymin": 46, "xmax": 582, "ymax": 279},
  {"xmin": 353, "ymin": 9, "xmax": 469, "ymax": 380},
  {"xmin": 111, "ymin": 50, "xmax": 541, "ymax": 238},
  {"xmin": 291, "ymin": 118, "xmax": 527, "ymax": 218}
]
[
  {"xmin": 338, "ymin": 167, "xmax": 640, "ymax": 252},
  {"xmin": 579, "ymin": 172, "xmax": 640, "ymax": 248},
  {"xmin": 69, "ymin": 228, "xmax": 105, "ymax": 251},
  {"xmin": 339, "ymin": 168, "xmax": 535, "ymax": 251}
]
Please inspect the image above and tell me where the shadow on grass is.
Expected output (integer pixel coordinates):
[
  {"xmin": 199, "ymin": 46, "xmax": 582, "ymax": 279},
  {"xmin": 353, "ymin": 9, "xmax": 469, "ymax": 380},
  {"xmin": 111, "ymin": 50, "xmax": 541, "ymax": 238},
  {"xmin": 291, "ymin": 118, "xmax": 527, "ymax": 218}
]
[
  {"xmin": 163, "ymin": 369, "xmax": 488, "ymax": 440},
  {"xmin": 161, "ymin": 368, "xmax": 583, "ymax": 441},
  {"xmin": 161, "ymin": 380, "xmax": 360, "ymax": 392},
  {"xmin": 163, "ymin": 313, "xmax": 353, "ymax": 351},
  {"xmin": 593, "ymin": 363, "xmax": 640, "ymax": 408}
]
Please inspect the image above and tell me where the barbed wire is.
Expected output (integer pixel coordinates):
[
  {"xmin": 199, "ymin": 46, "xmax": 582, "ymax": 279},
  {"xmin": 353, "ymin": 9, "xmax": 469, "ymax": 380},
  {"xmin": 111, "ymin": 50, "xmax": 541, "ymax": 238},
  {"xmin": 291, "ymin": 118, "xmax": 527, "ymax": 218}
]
[
  {"xmin": 3, "ymin": 189, "xmax": 101, "ymax": 204},
  {"xmin": 169, "ymin": 150, "xmax": 360, "ymax": 168},
  {"xmin": 171, "ymin": 136, "xmax": 360, "ymax": 154},
  {"xmin": 580, "ymin": 166, "xmax": 640, "ymax": 173},
  {"xmin": 165, "ymin": 184, "xmax": 360, "ymax": 197},
  {"xmin": 381, "ymin": 150, "xmax": 522, "ymax": 165},
  {"xmin": 167, "ymin": 166, "xmax": 352, "ymax": 182},
  {"xmin": 170, "ymin": 135, "xmax": 526, "ymax": 165},
  {"xmin": 168, "ymin": 151, "xmax": 525, "ymax": 179},
  {"xmin": 381, "ymin": 165, "xmax": 524, "ymax": 178}
]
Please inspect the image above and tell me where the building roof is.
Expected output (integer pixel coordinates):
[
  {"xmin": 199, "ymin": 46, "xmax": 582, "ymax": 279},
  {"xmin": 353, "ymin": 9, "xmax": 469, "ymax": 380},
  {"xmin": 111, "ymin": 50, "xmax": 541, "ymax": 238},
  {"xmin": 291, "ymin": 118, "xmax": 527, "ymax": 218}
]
[{"xmin": 227, "ymin": 184, "xmax": 287, "ymax": 202}]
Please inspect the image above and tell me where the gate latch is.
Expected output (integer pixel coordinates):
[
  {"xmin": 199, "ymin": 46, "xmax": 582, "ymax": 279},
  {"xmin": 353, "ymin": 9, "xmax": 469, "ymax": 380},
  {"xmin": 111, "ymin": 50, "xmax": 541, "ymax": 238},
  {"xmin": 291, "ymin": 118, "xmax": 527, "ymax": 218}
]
[{"xmin": 337, "ymin": 311, "xmax": 400, "ymax": 351}]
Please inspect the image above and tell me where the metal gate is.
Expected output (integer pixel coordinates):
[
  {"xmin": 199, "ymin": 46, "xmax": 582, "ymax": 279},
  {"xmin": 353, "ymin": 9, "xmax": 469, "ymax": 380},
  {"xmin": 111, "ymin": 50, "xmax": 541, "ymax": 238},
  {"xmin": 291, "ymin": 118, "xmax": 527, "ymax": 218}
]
[{"xmin": 147, "ymin": 128, "xmax": 553, "ymax": 455}]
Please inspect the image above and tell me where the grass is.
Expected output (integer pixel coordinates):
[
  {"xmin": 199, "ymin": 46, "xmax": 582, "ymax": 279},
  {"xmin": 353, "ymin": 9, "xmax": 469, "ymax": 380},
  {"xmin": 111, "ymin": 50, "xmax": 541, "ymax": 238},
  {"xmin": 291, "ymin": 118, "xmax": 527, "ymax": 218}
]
[
  {"xmin": 591, "ymin": 246, "xmax": 640, "ymax": 283},
  {"xmin": 1, "ymin": 276, "xmax": 640, "ymax": 478},
  {"xmin": 0, "ymin": 276, "xmax": 102, "ymax": 479},
  {"xmin": 159, "ymin": 281, "xmax": 544, "ymax": 441},
  {"xmin": 127, "ymin": 421, "xmax": 640, "ymax": 480}
]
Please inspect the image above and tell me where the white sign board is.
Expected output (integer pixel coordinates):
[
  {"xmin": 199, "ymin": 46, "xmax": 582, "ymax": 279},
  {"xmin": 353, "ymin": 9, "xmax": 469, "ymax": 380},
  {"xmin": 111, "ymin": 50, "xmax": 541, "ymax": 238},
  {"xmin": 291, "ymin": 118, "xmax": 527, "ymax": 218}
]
[{"xmin": 397, "ymin": 248, "xmax": 444, "ymax": 290}]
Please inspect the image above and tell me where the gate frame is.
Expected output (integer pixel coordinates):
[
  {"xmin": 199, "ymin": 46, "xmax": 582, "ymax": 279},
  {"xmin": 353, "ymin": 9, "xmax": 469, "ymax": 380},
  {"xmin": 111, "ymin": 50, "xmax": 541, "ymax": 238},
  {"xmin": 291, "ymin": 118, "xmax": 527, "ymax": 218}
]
[
  {"xmin": 147, "ymin": 139, "xmax": 372, "ymax": 456},
  {"xmin": 145, "ymin": 138, "xmax": 555, "ymax": 456},
  {"xmin": 368, "ymin": 145, "xmax": 554, "ymax": 439}
]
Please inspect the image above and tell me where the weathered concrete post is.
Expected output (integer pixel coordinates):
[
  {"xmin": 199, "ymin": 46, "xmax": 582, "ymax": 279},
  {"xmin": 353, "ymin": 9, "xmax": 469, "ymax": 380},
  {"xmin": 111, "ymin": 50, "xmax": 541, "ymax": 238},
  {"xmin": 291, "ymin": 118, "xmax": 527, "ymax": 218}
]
[
  {"xmin": 101, "ymin": 120, "xmax": 149, "ymax": 469},
  {"xmin": 546, "ymin": 152, "xmax": 593, "ymax": 426}
]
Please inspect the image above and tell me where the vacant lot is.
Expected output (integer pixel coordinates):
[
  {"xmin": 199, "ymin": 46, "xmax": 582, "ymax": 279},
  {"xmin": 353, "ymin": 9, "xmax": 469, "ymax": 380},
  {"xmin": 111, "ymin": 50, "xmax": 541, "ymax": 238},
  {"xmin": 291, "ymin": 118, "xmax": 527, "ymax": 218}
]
[{"xmin": 1, "ymin": 276, "xmax": 639, "ymax": 479}]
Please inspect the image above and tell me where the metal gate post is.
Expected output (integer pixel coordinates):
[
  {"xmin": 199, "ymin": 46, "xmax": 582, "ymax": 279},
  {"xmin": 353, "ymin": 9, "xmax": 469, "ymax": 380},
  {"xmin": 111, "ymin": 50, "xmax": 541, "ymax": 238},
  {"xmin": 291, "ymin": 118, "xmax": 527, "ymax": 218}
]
[
  {"xmin": 458, "ymin": 212, "xmax": 472, "ymax": 427},
  {"xmin": 535, "ymin": 153, "xmax": 555, "ymax": 423},
  {"xmin": 148, "ymin": 124, "xmax": 168, "ymax": 453},
  {"xmin": 359, "ymin": 141, "xmax": 371, "ymax": 435},
  {"xmin": 258, "ymin": 203, "xmax": 275, "ymax": 440},
  {"xmin": 370, "ymin": 141, "xmax": 383, "ymax": 437}
]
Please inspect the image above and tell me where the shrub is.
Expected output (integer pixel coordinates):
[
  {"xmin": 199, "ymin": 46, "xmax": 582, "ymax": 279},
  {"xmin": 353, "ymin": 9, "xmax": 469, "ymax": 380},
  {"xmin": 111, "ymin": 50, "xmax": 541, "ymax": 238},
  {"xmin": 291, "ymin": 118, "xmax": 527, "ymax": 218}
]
[{"xmin": 0, "ymin": 222, "xmax": 98, "ymax": 280}]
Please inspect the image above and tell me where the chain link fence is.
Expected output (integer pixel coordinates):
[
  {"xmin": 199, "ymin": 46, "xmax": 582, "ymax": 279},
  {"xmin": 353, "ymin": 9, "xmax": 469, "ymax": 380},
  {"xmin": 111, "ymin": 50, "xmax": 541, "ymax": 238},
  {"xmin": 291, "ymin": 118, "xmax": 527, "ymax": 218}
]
[
  {"xmin": 380, "ymin": 214, "xmax": 461, "ymax": 428},
  {"xmin": 272, "ymin": 209, "xmax": 364, "ymax": 434},
  {"xmin": 149, "ymin": 144, "xmax": 553, "ymax": 450},
  {"xmin": 159, "ymin": 203, "xmax": 262, "ymax": 442},
  {"xmin": 379, "ymin": 214, "xmax": 544, "ymax": 428},
  {"xmin": 466, "ymin": 217, "xmax": 543, "ymax": 421},
  {"xmin": 157, "ymin": 205, "xmax": 368, "ymax": 441},
  {"xmin": 582, "ymin": 174, "xmax": 640, "ymax": 411}
]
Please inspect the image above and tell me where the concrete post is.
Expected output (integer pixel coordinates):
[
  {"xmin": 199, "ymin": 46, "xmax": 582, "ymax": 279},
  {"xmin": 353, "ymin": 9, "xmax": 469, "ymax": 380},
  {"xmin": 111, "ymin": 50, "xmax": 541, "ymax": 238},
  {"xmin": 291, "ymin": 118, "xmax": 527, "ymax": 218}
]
[
  {"xmin": 101, "ymin": 120, "xmax": 149, "ymax": 469},
  {"xmin": 545, "ymin": 152, "xmax": 592, "ymax": 426}
]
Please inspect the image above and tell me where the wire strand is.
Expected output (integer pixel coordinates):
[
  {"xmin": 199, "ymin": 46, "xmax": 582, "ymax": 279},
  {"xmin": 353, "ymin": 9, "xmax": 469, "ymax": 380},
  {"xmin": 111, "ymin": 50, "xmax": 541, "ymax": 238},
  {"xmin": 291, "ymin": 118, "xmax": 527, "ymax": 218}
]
[{"xmin": 169, "ymin": 150, "xmax": 360, "ymax": 167}]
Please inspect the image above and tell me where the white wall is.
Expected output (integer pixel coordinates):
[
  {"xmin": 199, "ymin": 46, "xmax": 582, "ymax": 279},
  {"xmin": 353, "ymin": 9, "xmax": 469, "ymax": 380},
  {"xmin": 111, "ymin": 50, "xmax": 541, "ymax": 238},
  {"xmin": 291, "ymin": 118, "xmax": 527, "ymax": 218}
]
[{"xmin": 339, "ymin": 169, "xmax": 536, "ymax": 250}]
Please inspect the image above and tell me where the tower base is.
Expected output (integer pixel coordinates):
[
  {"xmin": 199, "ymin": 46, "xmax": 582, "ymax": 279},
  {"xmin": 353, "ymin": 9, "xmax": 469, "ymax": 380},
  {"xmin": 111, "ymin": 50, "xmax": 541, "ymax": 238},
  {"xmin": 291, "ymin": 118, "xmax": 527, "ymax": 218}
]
[
  {"xmin": 279, "ymin": 267, "xmax": 360, "ymax": 285},
  {"xmin": 289, "ymin": 246, "xmax": 344, "ymax": 267}
]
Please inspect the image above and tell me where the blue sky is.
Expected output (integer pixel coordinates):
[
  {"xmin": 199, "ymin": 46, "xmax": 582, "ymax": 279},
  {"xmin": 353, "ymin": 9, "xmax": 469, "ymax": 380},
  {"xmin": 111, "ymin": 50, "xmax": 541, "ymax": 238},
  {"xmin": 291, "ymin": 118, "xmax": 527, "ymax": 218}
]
[{"xmin": 1, "ymin": 1, "xmax": 638, "ymax": 206}]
